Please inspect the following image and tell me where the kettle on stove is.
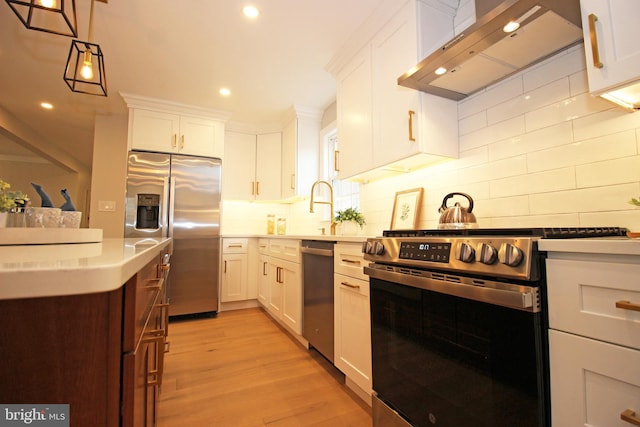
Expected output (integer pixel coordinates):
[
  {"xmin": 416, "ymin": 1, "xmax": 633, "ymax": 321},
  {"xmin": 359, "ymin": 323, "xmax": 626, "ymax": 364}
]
[{"xmin": 438, "ymin": 192, "xmax": 478, "ymax": 229}]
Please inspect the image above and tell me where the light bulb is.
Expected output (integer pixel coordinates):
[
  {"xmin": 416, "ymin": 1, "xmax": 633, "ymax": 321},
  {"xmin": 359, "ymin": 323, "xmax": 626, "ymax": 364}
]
[
  {"xmin": 39, "ymin": 0, "xmax": 56, "ymax": 8},
  {"xmin": 81, "ymin": 50, "xmax": 93, "ymax": 80}
]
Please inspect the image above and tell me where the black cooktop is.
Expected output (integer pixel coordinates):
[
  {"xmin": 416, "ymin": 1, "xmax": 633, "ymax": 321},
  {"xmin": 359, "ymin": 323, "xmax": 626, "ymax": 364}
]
[{"xmin": 382, "ymin": 227, "xmax": 628, "ymax": 239}]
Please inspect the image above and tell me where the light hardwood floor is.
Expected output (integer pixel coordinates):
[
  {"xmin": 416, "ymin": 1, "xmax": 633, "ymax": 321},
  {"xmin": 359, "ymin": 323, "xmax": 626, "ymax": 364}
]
[{"xmin": 158, "ymin": 307, "xmax": 373, "ymax": 427}]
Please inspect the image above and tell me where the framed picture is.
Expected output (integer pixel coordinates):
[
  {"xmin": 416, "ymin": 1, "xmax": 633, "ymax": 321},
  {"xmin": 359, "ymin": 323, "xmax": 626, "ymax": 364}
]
[{"xmin": 390, "ymin": 187, "xmax": 424, "ymax": 230}]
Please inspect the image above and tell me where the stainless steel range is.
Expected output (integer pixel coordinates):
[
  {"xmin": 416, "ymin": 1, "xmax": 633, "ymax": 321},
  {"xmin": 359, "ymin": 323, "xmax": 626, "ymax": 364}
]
[{"xmin": 363, "ymin": 227, "xmax": 627, "ymax": 427}]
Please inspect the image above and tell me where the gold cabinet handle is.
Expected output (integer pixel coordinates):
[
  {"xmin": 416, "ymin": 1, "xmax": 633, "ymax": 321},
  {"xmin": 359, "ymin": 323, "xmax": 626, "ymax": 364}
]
[
  {"xmin": 227, "ymin": 243, "xmax": 243, "ymax": 248},
  {"xmin": 621, "ymin": 409, "xmax": 640, "ymax": 426},
  {"xmin": 251, "ymin": 181, "xmax": 255, "ymax": 196},
  {"xmin": 408, "ymin": 110, "xmax": 416, "ymax": 142},
  {"xmin": 180, "ymin": 134, "xmax": 185, "ymax": 149},
  {"xmin": 340, "ymin": 281, "xmax": 360, "ymax": 289},
  {"xmin": 145, "ymin": 277, "xmax": 163, "ymax": 291},
  {"xmin": 588, "ymin": 14, "xmax": 604, "ymax": 69},
  {"xmin": 262, "ymin": 261, "xmax": 268, "ymax": 276},
  {"xmin": 290, "ymin": 173, "xmax": 295, "ymax": 190},
  {"xmin": 334, "ymin": 150, "xmax": 340, "ymax": 172},
  {"xmin": 256, "ymin": 181, "xmax": 260, "ymax": 196},
  {"xmin": 616, "ymin": 300, "xmax": 640, "ymax": 312},
  {"xmin": 172, "ymin": 134, "xmax": 177, "ymax": 148},
  {"xmin": 223, "ymin": 260, "xmax": 227, "ymax": 273},
  {"xmin": 341, "ymin": 258, "xmax": 361, "ymax": 265}
]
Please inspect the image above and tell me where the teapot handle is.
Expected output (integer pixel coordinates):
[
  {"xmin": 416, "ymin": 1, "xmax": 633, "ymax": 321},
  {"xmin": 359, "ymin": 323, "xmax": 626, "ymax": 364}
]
[{"xmin": 440, "ymin": 192, "xmax": 474, "ymax": 213}]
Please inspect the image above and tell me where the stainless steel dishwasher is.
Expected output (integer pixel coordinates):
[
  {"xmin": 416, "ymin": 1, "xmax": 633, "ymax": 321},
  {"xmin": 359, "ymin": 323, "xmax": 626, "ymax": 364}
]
[{"xmin": 301, "ymin": 240, "xmax": 335, "ymax": 363}]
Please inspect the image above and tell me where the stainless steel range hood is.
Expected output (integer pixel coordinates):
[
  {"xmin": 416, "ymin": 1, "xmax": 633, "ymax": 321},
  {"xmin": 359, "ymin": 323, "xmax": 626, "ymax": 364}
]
[{"xmin": 398, "ymin": 0, "xmax": 583, "ymax": 100}]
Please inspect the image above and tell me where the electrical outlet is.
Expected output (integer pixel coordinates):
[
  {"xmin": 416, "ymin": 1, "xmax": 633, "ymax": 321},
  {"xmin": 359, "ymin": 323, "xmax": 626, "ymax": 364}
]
[{"xmin": 98, "ymin": 200, "xmax": 116, "ymax": 212}]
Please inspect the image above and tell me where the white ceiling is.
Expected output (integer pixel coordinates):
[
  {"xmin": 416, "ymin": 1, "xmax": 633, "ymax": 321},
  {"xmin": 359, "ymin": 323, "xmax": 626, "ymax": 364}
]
[{"xmin": 0, "ymin": 0, "xmax": 384, "ymax": 170}]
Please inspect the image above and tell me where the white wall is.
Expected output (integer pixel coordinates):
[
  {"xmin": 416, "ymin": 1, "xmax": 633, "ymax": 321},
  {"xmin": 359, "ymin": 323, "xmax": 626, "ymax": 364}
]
[{"xmin": 359, "ymin": 44, "xmax": 640, "ymax": 235}]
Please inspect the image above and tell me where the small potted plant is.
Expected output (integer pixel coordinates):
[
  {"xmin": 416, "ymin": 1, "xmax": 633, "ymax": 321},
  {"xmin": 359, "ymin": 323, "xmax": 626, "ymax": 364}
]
[
  {"xmin": 0, "ymin": 179, "xmax": 29, "ymax": 227},
  {"xmin": 629, "ymin": 195, "xmax": 640, "ymax": 238},
  {"xmin": 334, "ymin": 207, "xmax": 366, "ymax": 235}
]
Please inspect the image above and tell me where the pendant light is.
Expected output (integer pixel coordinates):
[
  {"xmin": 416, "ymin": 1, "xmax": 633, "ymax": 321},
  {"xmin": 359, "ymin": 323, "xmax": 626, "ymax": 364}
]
[
  {"xmin": 4, "ymin": 0, "xmax": 78, "ymax": 37},
  {"xmin": 63, "ymin": 0, "xmax": 106, "ymax": 96}
]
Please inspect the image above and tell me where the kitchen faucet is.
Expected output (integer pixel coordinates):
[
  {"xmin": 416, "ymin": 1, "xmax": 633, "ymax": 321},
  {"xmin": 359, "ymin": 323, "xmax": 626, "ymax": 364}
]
[{"xmin": 309, "ymin": 180, "xmax": 336, "ymax": 235}]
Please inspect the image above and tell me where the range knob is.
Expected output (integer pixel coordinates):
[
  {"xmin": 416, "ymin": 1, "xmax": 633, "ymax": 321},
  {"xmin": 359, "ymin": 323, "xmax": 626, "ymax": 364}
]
[
  {"xmin": 476, "ymin": 243, "xmax": 498, "ymax": 265},
  {"xmin": 455, "ymin": 242, "xmax": 475, "ymax": 263},
  {"xmin": 499, "ymin": 243, "xmax": 524, "ymax": 267},
  {"xmin": 362, "ymin": 242, "xmax": 371, "ymax": 254},
  {"xmin": 371, "ymin": 241, "xmax": 385, "ymax": 255}
]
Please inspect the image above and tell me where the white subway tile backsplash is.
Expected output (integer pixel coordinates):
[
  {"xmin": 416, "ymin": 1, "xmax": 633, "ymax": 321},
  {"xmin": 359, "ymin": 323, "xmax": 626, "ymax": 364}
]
[
  {"xmin": 475, "ymin": 195, "xmax": 530, "ymax": 218},
  {"xmin": 490, "ymin": 168, "xmax": 576, "ymax": 198},
  {"xmin": 529, "ymin": 183, "xmax": 638, "ymax": 215},
  {"xmin": 576, "ymin": 156, "xmax": 640, "ymax": 188},
  {"xmin": 459, "ymin": 110, "xmax": 487, "ymax": 136},
  {"xmin": 488, "ymin": 122, "xmax": 572, "ymax": 161},
  {"xmin": 458, "ymin": 75, "xmax": 523, "ymax": 119},
  {"xmin": 525, "ymin": 92, "xmax": 612, "ymax": 133},
  {"xmin": 527, "ymin": 130, "xmax": 638, "ymax": 173},
  {"xmin": 459, "ymin": 116, "xmax": 525, "ymax": 151},
  {"xmin": 569, "ymin": 70, "xmax": 589, "ymax": 96},
  {"xmin": 459, "ymin": 155, "xmax": 527, "ymax": 183},
  {"xmin": 573, "ymin": 109, "xmax": 640, "ymax": 142}
]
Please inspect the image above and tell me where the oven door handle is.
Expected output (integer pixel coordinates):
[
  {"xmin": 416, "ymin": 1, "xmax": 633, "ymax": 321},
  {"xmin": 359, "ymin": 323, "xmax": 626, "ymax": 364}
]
[{"xmin": 365, "ymin": 266, "xmax": 540, "ymax": 312}]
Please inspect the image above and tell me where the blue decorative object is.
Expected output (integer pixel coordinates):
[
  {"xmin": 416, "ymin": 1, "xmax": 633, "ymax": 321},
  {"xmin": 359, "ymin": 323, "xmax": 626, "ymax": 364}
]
[
  {"xmin": 31, "ymin": 183, "xmax": 54, "ymax": 208},
  {"xmin": 60, "ymin": 188, "xmax": 76, "ymax": 211}
]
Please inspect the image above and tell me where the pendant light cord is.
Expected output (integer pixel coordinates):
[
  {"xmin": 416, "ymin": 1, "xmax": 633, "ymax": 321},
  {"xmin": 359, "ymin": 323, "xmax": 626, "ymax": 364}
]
[{"xmin": 87, "ymin": 0, "xmax": 95, "ymax": 42}]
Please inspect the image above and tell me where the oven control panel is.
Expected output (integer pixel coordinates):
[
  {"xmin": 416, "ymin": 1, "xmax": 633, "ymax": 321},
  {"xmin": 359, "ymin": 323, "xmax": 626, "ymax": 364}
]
[{"xmin": 399, "ymin": 242, "xmax": 452, "ymax": 263}]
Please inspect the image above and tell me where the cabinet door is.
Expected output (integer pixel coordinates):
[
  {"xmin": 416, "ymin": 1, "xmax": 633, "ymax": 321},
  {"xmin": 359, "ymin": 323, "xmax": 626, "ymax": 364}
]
[
  {"xmin": 268, "ymin": 262, "xmax": 283, "ymax": 316},
  {"xmin": 130, "ymin": 109, "xmax": 180, "ymax": 153},
  {"xmin": 280, "ymin": 258, "xmax": 301, "ymax": 335},
  {"xmin": 580, "ymin": 0, "xmax": 640, "ymax": 95},
  {"xmin": 220, "ymin": 253, "xmax": 248, "ymax": 302},
  {"xmin": 281, "ymin": 116, "xmax": 320, "ymax": 199},
  {"xmin": 372, "ymin": 2, "xmax": 421, "ymax": 167},
  {"xmin": 336, "ymin": 46, "xmax": 373, "ymax": 179},
  {"xmin": 179, "ymin": 116, "xmax": 223, "ymax": 158},
  {"xmin": 222, "ymin": 132, "xmax": 257, "ymax": 199},
  {"xmin": 334, "ymin": 273, "xmax": 372, "ymax": 394},
  {"xmin": 257, "ymin": 253, "xmax": 270, "ymax": 306},
  {"xmin": 255, "ymin": 132, "xmax": 282, "ymax": 200},
  {"xmin": 549, "ymin": 330, "xmax": 640, "ymax": 427}
]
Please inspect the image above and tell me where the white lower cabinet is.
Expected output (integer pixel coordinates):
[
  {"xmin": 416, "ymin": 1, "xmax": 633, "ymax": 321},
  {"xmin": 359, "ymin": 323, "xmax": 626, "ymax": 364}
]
[
  {"xmin": 333, "ymin": 242, "xmax": 372, "ymax": 397},
  {"xmin": 549, "ymin": 330, "xmax": 640, "ymax": 427},
  {"xmin": 221, "ymin": 238, "xmax": 249, "ymax": 302},
  {"xmin": 546, "ymin": 255, "xmax": 640, "ymax": 426},
  {"xmin": 257, "ymin": 239, "xmax": 302, "ymax": 336}
]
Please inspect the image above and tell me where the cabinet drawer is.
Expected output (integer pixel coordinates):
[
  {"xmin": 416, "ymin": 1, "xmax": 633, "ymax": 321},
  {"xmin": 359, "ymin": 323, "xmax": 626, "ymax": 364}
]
[
  {"xmin": 269, "ymin": 239, "xmax": 300, "ymax": 263},
  {"xmin": 124, "ymin": 255, "xmax": 162, "ymax": 353},
  {"xmin": 334, "ymin": 243, "xmax": 367, "ymax": 280},
  {"xmin": 549, "ymin": 329, "xmax": 640, "ymax": 427},
  {"xmin": 223, "ymin": 238, "xmax": 248, "ymax": 254},
  {"xmin": 546, "ymin": 258, "xmax": 640, "ymax": 349},
  {"xmin": 258, "ymin": 238, "xmax": 269, "ymax": 254},
  {"xmin": 335, "ymin": 273, "xmax": 369, "ymax": 298}
]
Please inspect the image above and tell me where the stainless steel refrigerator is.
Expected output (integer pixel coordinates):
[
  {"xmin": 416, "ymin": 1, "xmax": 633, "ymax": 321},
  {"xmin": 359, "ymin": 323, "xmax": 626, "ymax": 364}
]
[{"xmin": 125, "ymin": 151, "xmax": 221, "ymax": 316}]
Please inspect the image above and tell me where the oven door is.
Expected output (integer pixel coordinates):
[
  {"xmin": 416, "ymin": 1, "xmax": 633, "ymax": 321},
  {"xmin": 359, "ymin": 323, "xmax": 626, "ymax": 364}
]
[{"xmin": 368, "ymin": 267, "xmax": 549, "ymax": 427}]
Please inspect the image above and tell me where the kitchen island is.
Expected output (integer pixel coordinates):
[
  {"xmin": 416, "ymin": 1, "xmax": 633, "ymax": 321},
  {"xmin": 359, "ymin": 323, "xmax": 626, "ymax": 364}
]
[{"xmin": 0, "ymin": 237, "xmax": 171, "ymax": 427}]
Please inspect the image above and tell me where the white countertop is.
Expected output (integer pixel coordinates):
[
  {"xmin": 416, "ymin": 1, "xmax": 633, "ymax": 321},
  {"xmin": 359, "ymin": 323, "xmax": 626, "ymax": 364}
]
[
  {"xmin": 0, "ymin": 237, "xmax": 172, "ymax": 300},
  {"xmin": 539, "ymin": 236, "xmax": 640, "ymax": 256}
]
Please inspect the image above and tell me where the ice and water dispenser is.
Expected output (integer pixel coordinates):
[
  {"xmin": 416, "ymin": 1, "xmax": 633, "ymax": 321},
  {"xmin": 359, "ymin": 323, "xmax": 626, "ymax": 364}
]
[{"xmin": 136, "ymin": 193, "xmax": 160, "ymax": 229}]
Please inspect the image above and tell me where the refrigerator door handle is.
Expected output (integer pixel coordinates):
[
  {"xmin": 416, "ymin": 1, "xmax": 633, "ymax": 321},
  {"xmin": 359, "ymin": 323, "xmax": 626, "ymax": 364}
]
[{"xmin": 166, "ymin": 176, "xmax": 175, "ymax": 238}]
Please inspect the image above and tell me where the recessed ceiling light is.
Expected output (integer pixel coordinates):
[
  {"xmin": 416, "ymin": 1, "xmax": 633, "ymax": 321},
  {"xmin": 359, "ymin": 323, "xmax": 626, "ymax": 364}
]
[
  {"xmin": 243, "ymin": 5, "xmax": 259, "ymax": 18},
  {"xmin": 435, "ymin": 67, "xmax": 447, "ymax": 76},
  {"xmin": 40, "ymin": 102, "xmax": 53, "ymax": 109},
  {"xmin": 219, "ymin": 88, "xmax": 231, "ymax": 97}
]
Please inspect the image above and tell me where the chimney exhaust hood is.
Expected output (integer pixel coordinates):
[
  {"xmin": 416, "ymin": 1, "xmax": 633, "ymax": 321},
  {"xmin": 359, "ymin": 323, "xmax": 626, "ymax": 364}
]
[{"xmin": 398, "ymin": 0, "xmax": 583, "ymax": 101}]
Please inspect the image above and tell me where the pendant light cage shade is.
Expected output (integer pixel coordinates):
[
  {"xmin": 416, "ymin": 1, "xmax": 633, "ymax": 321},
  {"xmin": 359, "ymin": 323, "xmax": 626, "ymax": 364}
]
[
  {"xmin": 64, "ymin": 40, "xmax": 107, "ymax": 96},
  {"xmin": 4, "ymin": 0, "xmax": 77, "ymax": 37}
]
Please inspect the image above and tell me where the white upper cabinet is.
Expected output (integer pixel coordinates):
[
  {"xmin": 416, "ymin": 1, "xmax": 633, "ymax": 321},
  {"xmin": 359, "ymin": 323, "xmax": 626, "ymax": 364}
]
[
  {"xmin": 223, "ymin": 131, "xmax": 281, "ymax": 201},
  {"xmin": 122, "ymin": 94, "xmax": 228, "ymax": 158},
  {"xmin": 580, "ymin": 0, "xmax": 640, "ymax": 109},
  {"xmin": 281, "ymin": 108, "xmax": 322, "ymax": 199},
  {"xmin": 335, "ymin": 46, "xmax": 374, "ymax": 180},
  {"xmin": 331, "ymin": 0, "xmax": 458, "ymax": 181}
]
